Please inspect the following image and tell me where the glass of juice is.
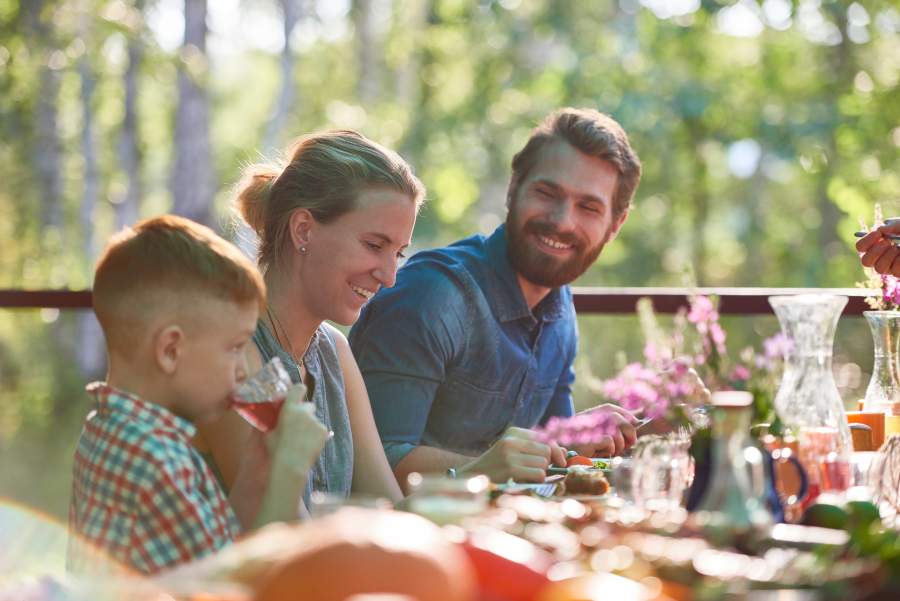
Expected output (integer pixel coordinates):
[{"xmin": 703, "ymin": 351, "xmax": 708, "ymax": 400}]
[
  {"xmin": 884, "ymin": 402, "xmax": 900, "ymax": 439},
  {"xmin": 799, "ymin": 426, "xmax": 850, "ymax": 495},
  {"xmin": 846, "ymin": 411, "xmax": 885, "ymax": 449},
  {"xmin": 230, "ymin": 357, "xmax": 292, "ymax": 432}
]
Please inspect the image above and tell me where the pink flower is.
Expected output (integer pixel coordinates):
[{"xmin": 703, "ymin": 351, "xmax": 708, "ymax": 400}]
[
  {"xmin": 688, "ymin": 296, "xmax": 718, "ymax": 325},
  {"xmin": 535, "ymin": 406, "xmax": 619, "ymax": 446},
  {"xmin": 710, "ymin": 322, "xmax": 727, "ymax": 353},
  {"xmin": 729, "ymin": 365, "xmax": 751, "ymax": 382}
]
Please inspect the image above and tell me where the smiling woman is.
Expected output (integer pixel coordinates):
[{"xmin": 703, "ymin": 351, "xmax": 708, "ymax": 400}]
[{"xmin": 194, "ymin": 131, "xmax": 425, "ymax": 518}]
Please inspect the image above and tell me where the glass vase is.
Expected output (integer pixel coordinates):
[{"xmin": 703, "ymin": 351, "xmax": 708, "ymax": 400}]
[
  {"xmin": 769, "ymin": 294, "xmax": 851, "ymax": 454},
  {"xmin": 862, "ymin": 310, "xmax": 900, "ymax": 413}
]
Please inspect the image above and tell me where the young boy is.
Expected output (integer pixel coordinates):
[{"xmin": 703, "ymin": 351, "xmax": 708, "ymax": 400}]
[{"xmin": 67, "ymin": 215, "xmax": 321, "ymax": 575}]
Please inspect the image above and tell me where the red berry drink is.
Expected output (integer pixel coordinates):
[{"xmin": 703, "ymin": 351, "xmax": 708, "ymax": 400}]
[
  {"xmin": 231, "ymin": 357, "xmax": 292, "ymax": 432},
  {"xmin": 231, "ymin": 395, "xmax": 286, "ymax": 433}
]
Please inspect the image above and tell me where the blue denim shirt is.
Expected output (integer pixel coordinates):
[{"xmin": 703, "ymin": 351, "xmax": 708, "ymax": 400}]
[{"xmin": 349, "ymin": 225, "xmax": 577, "ymax": 467}]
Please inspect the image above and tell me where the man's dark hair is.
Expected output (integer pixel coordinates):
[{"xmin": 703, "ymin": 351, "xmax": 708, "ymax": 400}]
[{"xmin": 510, "ymin": 108, "xmax": 641, "ymax": 218}]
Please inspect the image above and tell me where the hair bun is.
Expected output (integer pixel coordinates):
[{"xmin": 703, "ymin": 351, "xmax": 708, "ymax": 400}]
[{"xmin": 235, "ymin": 164, "xmax": 279, "ymax": 236}]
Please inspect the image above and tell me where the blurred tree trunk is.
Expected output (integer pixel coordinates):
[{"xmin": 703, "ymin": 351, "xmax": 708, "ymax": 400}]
[
  {"xmin": 233, "ymin": 0, "xmax": 303, "ymax": 260},
  {"xmin": 262, "ymin": 0, "xmax": 302, "ymax": 152},
  {"xmin": 353, "ymin": 0, "xmax": 379, "ymax": 104},
  {"xmin": 76, "ymin": 14, "xmax": 105, "ymax": 379},
  {"xmin": 26, "ymin": 1, "xmax": 64, "ymax": 231},
  {"xmin": 171, "ymin": 0, "xmax": 215, "ymax": 227},
  {"xmin": 743, "ymin": 162, "xmax": 768, "ymax": 285},
  {"xmin": 393, "ymin": 0, "xmax": 426, "ymax": 111},
  {"xmin": 687, "ymin": 120, "xmax": 709, "ymax": 286},
  {"xmin": 115, "ymin": 0, "xmax": 144, "ymax": 231},
  {"xmin": 812, "ymin": 4, "xmax": 853, "ymax": 285},
  {"xmin": 399, "ymin": 0, "xmax": 433, "ymax": 158}
]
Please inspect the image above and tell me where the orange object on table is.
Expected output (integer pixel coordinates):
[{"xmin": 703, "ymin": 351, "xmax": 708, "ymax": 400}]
[
  {"xmin": 846, "ymin": 411, "xmax": 885, "ymax": 449},
  {"xmin": 565, "ymin": 455, "xmax": 593, "ymax": 467}
]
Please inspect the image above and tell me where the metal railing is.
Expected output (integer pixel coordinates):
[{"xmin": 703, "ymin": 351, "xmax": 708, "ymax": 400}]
[{"xmin": 0, "ymin": 287, "xmax": 874, "ymax": 315}]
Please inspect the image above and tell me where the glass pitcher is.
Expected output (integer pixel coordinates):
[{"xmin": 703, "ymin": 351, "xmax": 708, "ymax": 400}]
[
  {"xmin": 769, "ymin": 294, "xmax": 851, "ymax": 454},
  {"xmin": 693, "ymin": 391, "xmax": 772, "ymax": 539}
]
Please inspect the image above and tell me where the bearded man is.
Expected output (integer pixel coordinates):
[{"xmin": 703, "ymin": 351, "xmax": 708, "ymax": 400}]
[{"xmin": 349, "ymin": 108, "xmax": 642, "ymax": 486}]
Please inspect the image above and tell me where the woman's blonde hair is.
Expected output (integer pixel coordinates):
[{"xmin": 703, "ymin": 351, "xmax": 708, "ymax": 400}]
[{"xmin": 235, "ymin": 130, "xmax": 425, "ymax": 272}]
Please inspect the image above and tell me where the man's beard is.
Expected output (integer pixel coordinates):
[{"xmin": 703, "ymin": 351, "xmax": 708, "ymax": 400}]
[{"xmin": 506, "ymin": 207, "xmax": 605, "ymax": 289}]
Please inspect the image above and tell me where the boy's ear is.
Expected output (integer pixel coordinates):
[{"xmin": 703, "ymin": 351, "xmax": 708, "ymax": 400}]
[
  {"xmin": 154, "ymin": 324, "xmax": 184, "ymax": 375},
  {"xmin": 288, "ymin": 208, "xmax": 315, "ymax": 252}
]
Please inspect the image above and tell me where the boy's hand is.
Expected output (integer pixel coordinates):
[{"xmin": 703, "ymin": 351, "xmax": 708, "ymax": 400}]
[
  {"xmin": 268, "ymin": 384, "xmax": 330, "ymax": 474},
  {"xmin": 254, "ymin": 384, "xmax": 330, "ymax": 526}
]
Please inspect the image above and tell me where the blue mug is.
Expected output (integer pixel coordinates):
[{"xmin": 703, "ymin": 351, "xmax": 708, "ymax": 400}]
[
  {"xmin": 687, "ymin": 432, "xmax": 808, "ymax": 522},
  {"xmin": 763, "ymin": 444, "xmax": 808, "ymax": 522}
]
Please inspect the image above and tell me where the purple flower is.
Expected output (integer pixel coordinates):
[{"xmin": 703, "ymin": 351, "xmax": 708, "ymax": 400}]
[
  {"xmin": 763, "ymin": 332, "xmax": 793, "ymax": 360},
  {"xmin": 883, "ymin": 274, "xmax": 900, "ymax": 308}
]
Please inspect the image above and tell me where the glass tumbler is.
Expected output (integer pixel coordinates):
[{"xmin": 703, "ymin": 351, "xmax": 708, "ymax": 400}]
[{"xmin": 230, "ymin": 356, "xmax": 293, "ymax": 432}]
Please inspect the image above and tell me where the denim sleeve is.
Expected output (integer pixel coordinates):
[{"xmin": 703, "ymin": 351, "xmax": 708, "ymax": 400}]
[
  {"xmin": 349, "ymin": 264, "xmax": 464, "ymax": 468},
  {"xmin": 539, "ymin": 314, "xmax": 577, "ymax": 425},
  {"xmin": 540, "ymin": 364, "xmax": 575, "ymax": 425}
]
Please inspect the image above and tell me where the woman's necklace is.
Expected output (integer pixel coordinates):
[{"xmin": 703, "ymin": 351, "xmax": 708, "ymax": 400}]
[{"xmin": 266, "ymin": 306, "xmax": 307, "ymax": 381}]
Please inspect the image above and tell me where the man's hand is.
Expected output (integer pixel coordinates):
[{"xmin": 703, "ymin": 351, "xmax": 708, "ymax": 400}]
[
  {"xmin": 459, "ymin": 427, "xmax": 566, "ymax": 483},
  {"xmin": 858, "ymin": 221, "xmax": 900, "ymax": 277},
  {"xmin": 570, "ymin": 404, "xmax": 638, "ymax": 457},
  {"xmin": 682, "ymin": 366, "xmax": 711, "ymax": 405}
]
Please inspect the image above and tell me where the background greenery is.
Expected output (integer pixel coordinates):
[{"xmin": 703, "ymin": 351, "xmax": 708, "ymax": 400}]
[{"xmin": 1, "ymin": 0, "xmax": 898, "ymax": 522}]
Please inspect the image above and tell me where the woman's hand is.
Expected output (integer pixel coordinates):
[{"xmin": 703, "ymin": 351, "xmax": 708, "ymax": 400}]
[{"xmin": 858, "ymin": 221, "xmax": 900, "ymax": 277}]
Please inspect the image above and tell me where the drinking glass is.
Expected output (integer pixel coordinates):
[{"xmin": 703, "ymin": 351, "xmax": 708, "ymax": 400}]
[
  {"xmin": 631, "ymin": 435, "xmax": 692, "ymax": 511},
  {"xmin": 308, "ymin": 491, "xmax": 393, "ymax": 518},
  {"xmin": 405, "ymin": 472, "xmax": 489, "ymax": 525},
  {"xmin": 799, "ymin": 426, "xmax": 850, "ymax": 494},
  {"xmin": 849, "ymin": 451, "xmax": 877, "ymax": 490},
  {"xmin": 846, "ymin": 411, "xmax": 885, "ymax": 450},
  {"xmin": 230, "ymin": 356, "xmax": 293, "ymax": 432},
  {"xmin": 609, "ymin": 456, "xmax": 635, "ymax": 503}
]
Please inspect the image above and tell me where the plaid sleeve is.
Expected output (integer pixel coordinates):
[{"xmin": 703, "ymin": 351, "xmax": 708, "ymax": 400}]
[{"xmin": 128, "ymin": 435, "xmax": 240, "ymax": 573}]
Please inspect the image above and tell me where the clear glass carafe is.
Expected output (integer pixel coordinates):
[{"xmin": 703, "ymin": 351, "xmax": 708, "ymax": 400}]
[
  {"xmin": 770, "ymin": 294, "xmax": 852, "ymax": 454},
  {"xmin": 694, "ymin": 391, "xmax": 772, "ymax": 539},
  {"xmin": 862, "ymin": 310, "xmax": 900, "ymax": 412}
]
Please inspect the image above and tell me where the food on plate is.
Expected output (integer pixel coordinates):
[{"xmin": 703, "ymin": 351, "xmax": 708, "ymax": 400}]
[
  {"xmin": 565, "ymin": 454, "xmax": 594, "ymax": 468},
  {"xmin": 591, "ymin": 457, "xmax": 611, "ymax": 470},
  {"xmin": 562, "ymin": 468, "xmax": 610, "ymax": 496}
]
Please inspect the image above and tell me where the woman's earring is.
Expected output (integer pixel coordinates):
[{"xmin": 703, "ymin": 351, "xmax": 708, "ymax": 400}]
[{"xmin": 298, "ymin": 246, "xmax": 307, "ymax": 253}]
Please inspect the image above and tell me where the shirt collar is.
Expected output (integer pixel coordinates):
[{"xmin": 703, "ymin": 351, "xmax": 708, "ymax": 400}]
[
  {"xmin": 484, "ymin": 224, "xmax": 567, "ymax": 324},
  {"xmin": 86, "ymin": 381, "xmax": 197, "ymax": 439}
]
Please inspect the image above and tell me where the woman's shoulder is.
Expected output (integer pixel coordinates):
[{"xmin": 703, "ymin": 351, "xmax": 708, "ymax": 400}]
[
  {"xmin": 318, "ymin": 322, "xmax": 352, "ymax": 357},
  {"xmin": 318, "ymin": 323, "xmax": 356, "ymax": 373}
]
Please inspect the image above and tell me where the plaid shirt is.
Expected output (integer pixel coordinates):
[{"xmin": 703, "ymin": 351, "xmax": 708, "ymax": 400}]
[{"xmin": 67, "ymin": 382, "xmax": 240, "ymax": 575}]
